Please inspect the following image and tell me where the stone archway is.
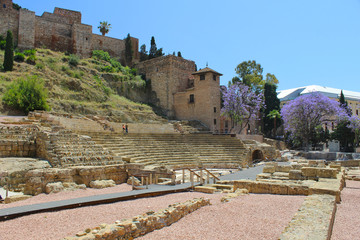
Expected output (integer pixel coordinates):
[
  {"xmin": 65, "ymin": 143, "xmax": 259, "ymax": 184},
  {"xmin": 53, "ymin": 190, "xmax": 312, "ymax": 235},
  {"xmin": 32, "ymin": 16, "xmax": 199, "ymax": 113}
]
[{"xmin": 252, "ymin": 150, "xmax": 264, "ymax": 163}]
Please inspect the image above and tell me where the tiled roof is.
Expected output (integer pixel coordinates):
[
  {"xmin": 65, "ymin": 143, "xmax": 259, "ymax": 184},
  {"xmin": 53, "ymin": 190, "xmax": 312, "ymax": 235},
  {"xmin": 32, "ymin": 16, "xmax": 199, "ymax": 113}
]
[{"xmin": 192, "ymin": 67, "xmax": 223, "ymax": 76}]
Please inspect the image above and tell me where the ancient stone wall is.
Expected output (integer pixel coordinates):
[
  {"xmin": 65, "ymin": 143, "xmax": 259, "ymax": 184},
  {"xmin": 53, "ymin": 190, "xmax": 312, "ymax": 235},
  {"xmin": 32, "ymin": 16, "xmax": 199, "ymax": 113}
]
[
  {"xmin": 136, "ymin": 55, "xmax": 196, "ymax": 117},
  {"xmin": 18, "ymin": 9, "xmax": 35, "ymax": 49},
  {"xmin": 0, "ymin": 4, "xmax": 19, "ymax": 41},
  {"xmin": 0, "ymin": 0, "xmax": 139, "ymax": 60},
  {"xmin": 0, "ymin": 125, "xmax": 38, "ymax": 158},
  {"xmin": 34, "ymin": 15, "xmax": 73, "ymax": 52},
  {"xmin": 23, "ymin": 165, "xmax": 128, "ymax": 195},
  {"xmin": 64, "ymin": 198, "xmax": 210, "ymax": 240}
]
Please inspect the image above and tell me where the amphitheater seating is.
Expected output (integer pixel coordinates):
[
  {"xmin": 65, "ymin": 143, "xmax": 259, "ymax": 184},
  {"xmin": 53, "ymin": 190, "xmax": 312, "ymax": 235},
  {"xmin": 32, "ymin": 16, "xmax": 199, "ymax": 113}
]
[{"xmin": 85, "ymin": 133, "xmax": 250, "ymax": 168}]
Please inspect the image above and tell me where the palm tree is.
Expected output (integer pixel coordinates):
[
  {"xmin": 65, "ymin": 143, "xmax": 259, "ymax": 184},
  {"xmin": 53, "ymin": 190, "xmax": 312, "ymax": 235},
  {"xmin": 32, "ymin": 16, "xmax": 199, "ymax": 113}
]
[
  {"xmin": 267, "ymin": 110, "xmax": 281, "ymax": 137},
  {"xmin": 98, "ymin": 21, "xmax": 111, "ymax": 36}
]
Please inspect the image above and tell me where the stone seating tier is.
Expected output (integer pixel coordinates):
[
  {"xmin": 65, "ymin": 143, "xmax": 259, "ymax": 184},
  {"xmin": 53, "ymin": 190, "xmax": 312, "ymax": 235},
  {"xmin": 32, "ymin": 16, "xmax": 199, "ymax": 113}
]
[{"xmin": 84, "ymin": 133, "xmax": 250, "ymax": 168}]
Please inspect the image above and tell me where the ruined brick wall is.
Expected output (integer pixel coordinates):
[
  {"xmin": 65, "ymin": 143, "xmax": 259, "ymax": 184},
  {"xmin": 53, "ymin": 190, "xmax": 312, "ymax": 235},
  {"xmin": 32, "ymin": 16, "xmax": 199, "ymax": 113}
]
[
  {"xmin": 72, "ymin": 23, "xmax": 93, "ymax": 57},
  {"xmin": 136, "ymin": 55, "xmax": 196, "ymax": 117}
]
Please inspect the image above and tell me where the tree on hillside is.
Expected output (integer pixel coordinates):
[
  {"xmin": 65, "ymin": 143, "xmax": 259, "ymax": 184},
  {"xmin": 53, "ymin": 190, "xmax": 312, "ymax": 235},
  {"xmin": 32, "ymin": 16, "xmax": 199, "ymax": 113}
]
[
  {"xmin": 155, "ymin": 48, "xmax": 164, "ymax": 58},
  {"xmin": 339, "ymin": 90, "xmax": 351, "ymax": 116},
  {"xmin": 263, "ymin": 83, "xmax": 281, "ymax": 137},
  {"xmin": 140, "ymin": 44, "xmax": 148, "ymax": 62},
  {"xmin": 221, "ymin": 82, "xmax": 264, "ymax": 134},
  {"xmin": 124, "ymin": 33, "xmax": 133, "ymax": 66},
  {"xmin": 98, "ymin": 21, "xmax": 111, "ymax": 36},
  {"xmin": 148, "ymin": 36, "xmax": 157, "ymax": 59},
  {"xmin": 177, "ymin": 51, "xmax": 182, "ymax": 58},
  {"xmin": 234, "ymin": 60, "xmax": 264, "ymax": 93},
  {"xmin": 281, "ymin": 93, "xmax": 345, "ymax": 151},
  {"xmin": 3, "ymin": 30, "xmax": 14, "ymax": 72},
  {"xmin": 12, "ymin": 3, "xmax": 21, "ymax": 10}
]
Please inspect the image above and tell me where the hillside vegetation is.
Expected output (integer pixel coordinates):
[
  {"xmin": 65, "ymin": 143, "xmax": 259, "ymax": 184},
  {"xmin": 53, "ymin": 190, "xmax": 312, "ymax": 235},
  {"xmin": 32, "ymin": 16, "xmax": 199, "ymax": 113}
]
[{"xmin": 0, "ymin": 48, "xmax": 165, "ymax": 123}]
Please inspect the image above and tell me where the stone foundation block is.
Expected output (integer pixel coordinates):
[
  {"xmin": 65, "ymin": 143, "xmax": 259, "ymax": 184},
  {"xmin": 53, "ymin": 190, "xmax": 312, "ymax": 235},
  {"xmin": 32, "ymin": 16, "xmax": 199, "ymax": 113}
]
[
  {"xmin": 317, "ymin": 168, "xmax": 337, "ymax": 179},
  {"xmin": 301, "ymin": 167, "xmax": 318, "ymax": 177},
  {"xmin": 276, "ymin": 165, "xmax": 292, "ymax": 173},
  {"xmin": 289, "ymin": 170, "xmax": 304, "ymax": 180},
  {"xmin": 194, "ymin": 186, "xmax": 217, "ymax": 194},
  {"xmin": 270, "ymin": 183, "xmax": 288, "ymax": 195},
  {"xmin": 263, "ymin": 165, "xmax": 276, "ymax": 173}
]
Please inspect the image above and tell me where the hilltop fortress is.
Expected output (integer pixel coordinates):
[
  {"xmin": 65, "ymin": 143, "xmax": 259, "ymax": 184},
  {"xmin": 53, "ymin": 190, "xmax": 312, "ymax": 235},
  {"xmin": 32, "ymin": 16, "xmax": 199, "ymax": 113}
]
[
  {"xmin": 0, "ymin": 0, "xmax": 223, "ymax": 132},
  {"xmin": 0, "ymin": 0, "xmax": 139, "ymax": 61}
]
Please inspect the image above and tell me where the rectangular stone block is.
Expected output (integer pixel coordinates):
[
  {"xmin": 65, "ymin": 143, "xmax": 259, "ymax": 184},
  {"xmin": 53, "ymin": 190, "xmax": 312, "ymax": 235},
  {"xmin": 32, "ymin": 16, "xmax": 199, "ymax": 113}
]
[
  {"xmin": 301, "ymin": 167, "xmax": 318, "ymax": 177},
  {"xmin": 233, "ymin": 180, "xmax": 254, "ymax": 192},
  {"xmin": 252, "ymin": 182, "xmax": 271, "ymax": 194},
  {"xmin": 276, "ymin": 165, "xmax": 292, "ymax": 173},
  {"xmin": 317, "ymin": 168, "xmax": 337, "ymax": 179},
  {"xmin": 270, "ymin": 183, "xmax": 288, "ymax": 195},
  {"xmin": 194, "ymin": 186, "xmax": 216, "ymax": 194},
  {"xmin": 263, "ymin": 165, "xmax": 276, "ymax": 173},
  {"xmin": 288, "ymin": 185, "xmax": 309, "ymax": 196},
  {"xmin": 289, "ymin": 170, "xmax": 304, "ymax": 180}
]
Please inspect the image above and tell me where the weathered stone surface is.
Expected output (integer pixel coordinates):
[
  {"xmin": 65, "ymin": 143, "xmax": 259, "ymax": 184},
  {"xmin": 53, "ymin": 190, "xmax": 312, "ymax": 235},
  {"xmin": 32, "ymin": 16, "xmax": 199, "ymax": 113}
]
[
  {"xmin": 194, "ymin": 186, "xmax": 216, "ymax": 194},
  {"xmin": 127, "ymin": 176, "xmax": 141, "ymax": 186},
  {"xmin": 279, "ymin": 194, "xmax": 336, "ymax": 240},
  {"xmin": 276, "ymin": 165, "xmax": 292, "ymax": 173},
  {"xmin": 45, "ymin": 182, "xmax": 65, "ymax": 194},
  {"xmin": 301, "ymin": 167, "xmax": 318, "ymax": 177},
  {"xmin": 289, "ymin": 170, "xmax": 304, "ymax": 180},
  {"xmin": 89, "ymin": 180, "xmax": 116, "ymax": 189},
  {"xmin": 4, "ymin": 194, "xmax": 32, "ymax": 204},
  {"xmin": 64, "ymin": 198, "xmax": 210, "ymax": 240},
  {"xmin": 263, "ymin": 165, "xmax": 276, "ymax": 173}
]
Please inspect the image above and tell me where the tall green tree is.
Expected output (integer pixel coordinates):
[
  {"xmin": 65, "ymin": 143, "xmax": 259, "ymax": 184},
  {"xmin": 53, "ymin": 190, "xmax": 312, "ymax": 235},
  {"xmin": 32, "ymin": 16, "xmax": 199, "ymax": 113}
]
[
  {"xmin": 265, "ymin": 73, "xmax": 279, "ymax": 85},
  {"xmin": 140, "ymin": 44, "xmax": 148, "ymax": 61},
  {"xmin": 124, "ymin": 33, "xmax": 133, "ymax": 66},
  {"xmin": 98, "ymin": 21, "xmax": 111, "ymax": 36},
  {"xmin": 263, "ymin": 83, "xmax": 281, "ymax": 137},
  {"xmin": 3, "ymin": 30, "xmax": 14, "ymax": 72},
  {"xmin": 177, "ymin": 51, "xmax": 182, "ymax": 58},
  {"xmin": 234, "ymin": 60, "xmax": 264, "ymax": 93},
  {"xmin": 148, "ymin": 36, "xmax": 157, "ymax": 59}
]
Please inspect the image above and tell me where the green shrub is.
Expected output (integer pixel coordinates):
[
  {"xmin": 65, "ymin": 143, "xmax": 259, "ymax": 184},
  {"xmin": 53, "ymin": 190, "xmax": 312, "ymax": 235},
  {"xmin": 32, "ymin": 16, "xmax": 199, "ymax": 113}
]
[
  {"xmin": 2, "ymin": 75, "xmax": 50, "ymax": 114},
  {"xmin": 100, "ymin": 65, "xmax": 115, "ymax": 73},
  {"xmin": 92, "ymin": 50, "xmax": 111, "ymax": 62},
  {"xmin": 26, "ymin": 55, "xmax": 36, "ymax": 65},
  {"xmin": 68, "ymin": 54, "xmax": 79, "ymax": 67},
  {"xmin": 24, "ymin": 49, "xmax": 36, "ymax": 56},
  {"xmin": 14, "ymin": 52, "xmax": 25, "ymax": 62},
  {"xmin": 0, "ymin": 40, "xmax": 5, "ymax": 50}
]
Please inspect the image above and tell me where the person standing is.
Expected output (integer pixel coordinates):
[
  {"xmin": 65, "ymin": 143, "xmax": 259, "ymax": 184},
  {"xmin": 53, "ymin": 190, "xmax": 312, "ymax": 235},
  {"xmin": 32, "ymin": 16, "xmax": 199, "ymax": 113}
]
[
  {"xmin": 125, "ymin": 124, "xmax": 128, "ymax": 134},
  {"xmin": 122, "ymin": 124, "xmax": 125, "ymax": 133}
]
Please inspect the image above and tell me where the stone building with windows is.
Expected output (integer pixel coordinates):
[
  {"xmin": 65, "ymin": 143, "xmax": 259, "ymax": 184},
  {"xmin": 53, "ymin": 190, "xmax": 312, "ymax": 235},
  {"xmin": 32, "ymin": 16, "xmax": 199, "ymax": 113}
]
[{"xmin": 136, "ymin": 56, "xmax": 221, "ymax": 132}]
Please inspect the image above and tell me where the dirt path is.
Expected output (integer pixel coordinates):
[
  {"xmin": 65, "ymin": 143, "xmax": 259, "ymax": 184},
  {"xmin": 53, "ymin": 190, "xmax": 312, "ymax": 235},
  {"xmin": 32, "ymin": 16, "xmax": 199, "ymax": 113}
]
[{"xmin": 332, "ymin": 180, "xmax": 360, "ymax": 240}]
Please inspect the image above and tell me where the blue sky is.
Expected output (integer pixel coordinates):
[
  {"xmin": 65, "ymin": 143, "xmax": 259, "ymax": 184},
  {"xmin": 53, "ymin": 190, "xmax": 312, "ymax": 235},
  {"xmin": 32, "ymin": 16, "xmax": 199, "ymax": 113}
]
[{"xmin": 15, "ymin": 0, "xmax": 360, "ymax": 91}]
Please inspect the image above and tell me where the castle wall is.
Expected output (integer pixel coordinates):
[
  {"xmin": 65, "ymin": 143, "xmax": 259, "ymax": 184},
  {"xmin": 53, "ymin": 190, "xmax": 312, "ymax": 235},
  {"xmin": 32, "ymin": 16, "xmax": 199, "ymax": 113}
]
[
  {"xmin": 18, "ymin": 9, "xmax": 35, "ymax": 49},
  {"xmin": 91, "ymin": 34, "xmax": 125, "ymax": 59},
  {"xmin": 34, "ymin": 16, "xmax": 73, "ymax": 52},
  {"xmin": 54, "ymin": 7, "xmax": 81, "ymax": 24},
  {"xmin": 0, "ymin": 5, "xmax": 19, "ymax": 42},
  {"xmin": 136, "ymin": 55, "xmax": 196, "ymax": 117},
  {"xmin": 72, "ymin": 23, "xmax": 93, "ymax": 57}
]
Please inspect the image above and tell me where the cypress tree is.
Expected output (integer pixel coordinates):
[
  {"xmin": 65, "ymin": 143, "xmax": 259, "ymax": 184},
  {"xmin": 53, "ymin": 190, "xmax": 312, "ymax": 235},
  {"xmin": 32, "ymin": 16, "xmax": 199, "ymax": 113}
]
[
  {"xmin": 263, "ymin": 83, "xmax": 280, "ymax": 137},
  {"xmin": 3, "ymin": 30, "xmax": 14, "ymax": 71},
  {"xmin": 139, "ymin": 44, "xmax": 148, "ymax": 62},
  {"xmin": 148, "ymin": 36, "xmax": 157, "ymax": 59},
  {"xmin": 177, "ymin": 51, "xmax": 182, "ymax": 58},
  {"xmin": 124, "ymin": 33, "xmax": 133, "ymax": 66}
]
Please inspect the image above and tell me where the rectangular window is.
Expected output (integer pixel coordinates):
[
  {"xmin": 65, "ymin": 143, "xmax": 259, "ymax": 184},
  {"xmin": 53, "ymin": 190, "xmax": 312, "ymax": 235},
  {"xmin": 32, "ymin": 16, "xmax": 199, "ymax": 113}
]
[
  {"xmin": 189, "ymin": 94, "xmax": 194, "ymax": 103},
  {"xmin": 214, "ymin": 119, "xmax": 217, "ymax": 125},
  {"xmin": 200, "ymin": 74, "xmax": 205, "ymax": 80},
  {"xmin": 214, "ymin": 107, "xmax": 216, "ymax": 113},
  {"xmin": 213, "ymin": 74, "xmax": 216, "ymax": 81},
  {"xmin": 225, "ymin": 121, "xmax": 229, "ymax": 128}
]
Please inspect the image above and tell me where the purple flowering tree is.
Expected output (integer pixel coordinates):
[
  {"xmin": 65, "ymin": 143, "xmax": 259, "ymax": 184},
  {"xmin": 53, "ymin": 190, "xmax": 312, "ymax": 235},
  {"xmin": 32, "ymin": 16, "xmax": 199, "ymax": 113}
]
[
  {"xmin": 348, "ymin": 115, "xmax": 360, "ymax": 147},
  {"xmin": 221, "ymin": 82, "xmax": 264, "ymax": 134},
  {"xmin": 281, "ymin": 93, "xmax": 345, "ymax": 150}
]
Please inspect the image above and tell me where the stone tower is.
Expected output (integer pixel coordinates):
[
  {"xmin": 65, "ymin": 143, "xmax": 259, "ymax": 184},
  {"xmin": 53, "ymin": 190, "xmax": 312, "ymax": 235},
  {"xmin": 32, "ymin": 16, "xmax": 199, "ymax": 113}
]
[{"xmin": 0, "ymin": 0, "xmax": 13, "ymax": 9}]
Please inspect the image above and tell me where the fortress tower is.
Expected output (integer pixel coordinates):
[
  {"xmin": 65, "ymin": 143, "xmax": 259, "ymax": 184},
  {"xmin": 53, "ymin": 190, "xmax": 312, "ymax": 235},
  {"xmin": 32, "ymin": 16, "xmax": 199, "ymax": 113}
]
[{"xmin": 0, "ymin": 0, "xmax": 12, "ymax": 9}]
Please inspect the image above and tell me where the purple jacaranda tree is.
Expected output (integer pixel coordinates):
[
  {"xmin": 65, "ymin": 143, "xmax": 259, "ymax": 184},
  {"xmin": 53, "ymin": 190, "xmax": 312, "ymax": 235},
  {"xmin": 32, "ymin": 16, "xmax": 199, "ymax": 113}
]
[
  {"xmin": 221, "ymin": 82, "xmax": 264, "ymax": 134},
  {"xmin": 281, "ymin": 93, "xmax": 346, "ymax": 150},
  {"xmin": 348, "ymin": 115, "xmax": 360, "ymax": 147}
]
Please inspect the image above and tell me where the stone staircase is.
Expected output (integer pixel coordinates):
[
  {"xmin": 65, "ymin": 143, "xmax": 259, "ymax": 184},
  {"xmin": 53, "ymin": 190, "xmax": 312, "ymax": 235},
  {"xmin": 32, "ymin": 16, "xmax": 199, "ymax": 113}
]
[
  {"xmin": 37, "ymin": 128, "xmax": 121, "ymax": 168},
  {"xmin": 84, "ymin": 133, "xmax": 250, "ymax": 168}
]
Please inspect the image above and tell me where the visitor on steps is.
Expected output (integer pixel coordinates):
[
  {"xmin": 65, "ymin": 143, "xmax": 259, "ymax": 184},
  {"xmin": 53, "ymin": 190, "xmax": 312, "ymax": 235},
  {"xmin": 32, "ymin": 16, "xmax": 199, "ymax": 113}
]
[
  {"xmin": 125, "ymin": 124, "xmax": 128, "ymax": 134},
  {"xmin": 122, "ymin": 124, "xmax": 125, "ymax": 133}
]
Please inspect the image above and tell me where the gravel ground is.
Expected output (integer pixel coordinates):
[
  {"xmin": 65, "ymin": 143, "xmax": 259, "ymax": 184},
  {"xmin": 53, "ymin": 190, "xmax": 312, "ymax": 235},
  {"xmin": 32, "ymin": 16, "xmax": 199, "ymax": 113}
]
[
  {"xmin": 0, "ymin": 186, "xmax": 305, "ymax": 240},
  {"xmin": 332, "ymin": 180, "xmax": 360, "ymax": 240}
]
